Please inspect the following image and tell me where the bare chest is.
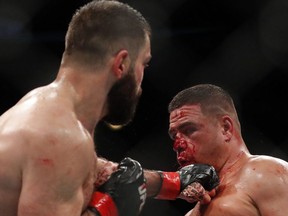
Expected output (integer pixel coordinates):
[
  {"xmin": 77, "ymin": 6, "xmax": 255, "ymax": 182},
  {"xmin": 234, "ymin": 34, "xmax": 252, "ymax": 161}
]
[{"xmin": 188, "ymin": 184, "xmax": 260, "ymax": 216}]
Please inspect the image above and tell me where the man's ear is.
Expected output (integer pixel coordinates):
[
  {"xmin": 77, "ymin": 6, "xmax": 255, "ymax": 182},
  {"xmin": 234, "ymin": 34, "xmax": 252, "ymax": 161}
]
[
  {"xmin": 222, "ymin": 115, "xmax": 233, "ymax": 142},
  {"xmin": 112, "ymin": 49, "xmax": 131, "ymax": 79}
]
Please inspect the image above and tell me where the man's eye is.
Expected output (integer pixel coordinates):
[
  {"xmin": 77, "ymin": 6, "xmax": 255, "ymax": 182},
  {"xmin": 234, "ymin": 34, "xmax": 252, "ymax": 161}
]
[{"xmin": 182, "ymin": 127, "xmax": 195, "ymax": 135}]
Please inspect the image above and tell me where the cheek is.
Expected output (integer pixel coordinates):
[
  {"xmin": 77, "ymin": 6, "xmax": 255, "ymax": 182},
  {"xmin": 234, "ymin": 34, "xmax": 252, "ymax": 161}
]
[
  {"xmin": 185, "ymin": 136, "xmax": 206, "ymax": 157},
  {"xmin": 186, "ymin": 143, "xmax": 196, "ymax": 155},
  {"xmin": 186, "ymin": 144, "xmax": 197, "ymax": 156}
]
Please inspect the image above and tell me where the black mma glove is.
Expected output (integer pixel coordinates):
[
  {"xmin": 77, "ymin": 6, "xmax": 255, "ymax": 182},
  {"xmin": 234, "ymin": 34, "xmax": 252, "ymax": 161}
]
[
  {"xmin": 88, "ymin": 157, "xmax": 146, "ymax": 216},
  {"xmin": 155, "ymin": 164, "xmax": 219, "ymax": 200}
]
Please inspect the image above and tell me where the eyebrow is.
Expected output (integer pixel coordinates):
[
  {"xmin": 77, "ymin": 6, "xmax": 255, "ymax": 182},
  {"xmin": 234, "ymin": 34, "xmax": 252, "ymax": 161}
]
[
  {"xmin": 168, "ymin": 121, "xmax": 195, "ymax": 137},
  {"xmin": 178, "ymin": 122, "xmax": 196, "ymax": 131}
]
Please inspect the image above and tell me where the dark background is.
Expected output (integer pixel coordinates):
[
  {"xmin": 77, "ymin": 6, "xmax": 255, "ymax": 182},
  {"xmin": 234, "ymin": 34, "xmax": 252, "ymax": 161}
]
[{"xmin": 1, "ymin": 0, "xmax": 288, "ymax": 215}]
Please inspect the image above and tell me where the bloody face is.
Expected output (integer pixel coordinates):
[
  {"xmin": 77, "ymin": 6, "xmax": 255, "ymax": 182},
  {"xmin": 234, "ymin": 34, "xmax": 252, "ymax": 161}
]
[{"xmin": 169, "ymin": 104, "xmax": 223, "ymax": 168}]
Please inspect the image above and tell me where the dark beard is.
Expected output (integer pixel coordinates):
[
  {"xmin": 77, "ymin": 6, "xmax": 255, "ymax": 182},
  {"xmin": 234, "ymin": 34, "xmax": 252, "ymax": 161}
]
[{"xmin": 103, "ymin": 69, "xmax": 140, "ymax": 126}]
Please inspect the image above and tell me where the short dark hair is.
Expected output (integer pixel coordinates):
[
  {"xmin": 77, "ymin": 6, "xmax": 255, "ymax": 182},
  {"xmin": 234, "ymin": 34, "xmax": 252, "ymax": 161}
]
[
  {"xmin": 168, "ymin": 84, "xmax": 240, "ymax": 127},
  {"xmin": 64, "ymin": 0, "xmax": 151, "ymax": 66}
]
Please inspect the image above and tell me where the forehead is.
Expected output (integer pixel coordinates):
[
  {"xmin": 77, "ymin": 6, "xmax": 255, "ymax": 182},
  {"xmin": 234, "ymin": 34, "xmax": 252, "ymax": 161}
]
[{"xmin": 169, "ymin": 104, "xmax": 202, "ymax": 125}]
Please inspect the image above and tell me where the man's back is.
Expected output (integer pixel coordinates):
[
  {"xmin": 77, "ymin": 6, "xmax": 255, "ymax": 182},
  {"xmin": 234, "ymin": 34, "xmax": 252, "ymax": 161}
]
[{"xmin": 0, "ymin": 85, "xmax": 97, "ymax": 215}]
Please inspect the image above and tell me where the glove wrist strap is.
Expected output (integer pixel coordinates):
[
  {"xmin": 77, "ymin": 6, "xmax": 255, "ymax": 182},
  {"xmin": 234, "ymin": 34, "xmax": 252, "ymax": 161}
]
[
  {"xmin": 88, "ymin": 191, "xmax": 119, "ymax": 216},
  {"xmin": 155, "ymin": 171, "xmax": 180, "ymax": 200}
]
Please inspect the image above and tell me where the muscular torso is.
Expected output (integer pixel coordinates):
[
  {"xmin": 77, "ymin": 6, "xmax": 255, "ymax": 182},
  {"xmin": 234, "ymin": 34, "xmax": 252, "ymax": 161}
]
[
  {"xmin": 187, "ymin": 155, "xmax": 288, "ymax": 216},
  {"xmin": 0, "ymin": 86, "xmax": 97, "ymax": 215}
]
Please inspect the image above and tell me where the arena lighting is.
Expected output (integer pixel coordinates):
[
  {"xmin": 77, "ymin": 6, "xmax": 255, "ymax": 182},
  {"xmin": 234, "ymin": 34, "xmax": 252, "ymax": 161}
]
[{"xmin": 105, "ymin": 123, "xmax": 124, "ymax": 130}]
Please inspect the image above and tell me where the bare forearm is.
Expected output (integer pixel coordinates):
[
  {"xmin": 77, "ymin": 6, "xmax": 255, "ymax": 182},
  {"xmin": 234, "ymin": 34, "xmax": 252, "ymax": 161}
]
[{"xmin": 144, "ymin": 170, "xmax": 162, "ymax": 197}]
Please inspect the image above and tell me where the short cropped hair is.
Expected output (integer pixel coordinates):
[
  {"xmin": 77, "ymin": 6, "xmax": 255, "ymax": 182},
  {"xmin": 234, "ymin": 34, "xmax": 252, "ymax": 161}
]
[
  {"xmin": 168, "ymin": 84, "xmax": 241, "ymax": 128},
  {"xmin": 64, "ymin": 0, "xmax": 151, "ymax": 67}
]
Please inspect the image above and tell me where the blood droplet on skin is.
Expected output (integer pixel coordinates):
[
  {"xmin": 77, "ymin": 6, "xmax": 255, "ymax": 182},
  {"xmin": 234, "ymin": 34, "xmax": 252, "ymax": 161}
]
[{"xmin": 38, "ymin": 158, "xmax": 54, "ymax": 167}]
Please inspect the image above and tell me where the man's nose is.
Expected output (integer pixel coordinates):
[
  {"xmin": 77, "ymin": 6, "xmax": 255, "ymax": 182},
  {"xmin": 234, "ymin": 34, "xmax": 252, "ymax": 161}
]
[{"xmin": 173, "ymin": 137, "xmax": 187, "ymax": 152}]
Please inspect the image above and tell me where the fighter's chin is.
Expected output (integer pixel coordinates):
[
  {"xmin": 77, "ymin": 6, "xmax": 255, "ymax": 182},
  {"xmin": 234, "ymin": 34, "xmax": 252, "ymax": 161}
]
[
  {"xmin": 177, "ymin": 159, "xmax": 190, "ymax": 168},
  {"xmin": 177, "ymin": 156, "xmax": 195, "ymax": 168}
]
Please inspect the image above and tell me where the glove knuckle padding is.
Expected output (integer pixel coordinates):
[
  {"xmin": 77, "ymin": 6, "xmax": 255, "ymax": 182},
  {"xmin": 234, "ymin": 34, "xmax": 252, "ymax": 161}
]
[
  {"xmin": 179, "ymin": 164, "xmax": 219, "ymax": 191},
  {"xmin": 117, "ymin": 157, "xmax": 142, "ymax": 184},
  {"xmin": 99, "ymin": 157, "xmax": 146, "ymax": 216}
]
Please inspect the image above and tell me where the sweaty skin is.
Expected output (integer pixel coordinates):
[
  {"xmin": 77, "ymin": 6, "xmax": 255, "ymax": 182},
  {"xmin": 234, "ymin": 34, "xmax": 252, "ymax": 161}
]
[
  {"xmin": 169, "ymin": 104, "xmax": 288, "ymax": 216},
  {"xmin": 0, "ymin": 35, "xmax": 152, "ymax": 216},
  {"xmin": 0, "ymin": 87, "xmax": 97, "ymax": 215}
]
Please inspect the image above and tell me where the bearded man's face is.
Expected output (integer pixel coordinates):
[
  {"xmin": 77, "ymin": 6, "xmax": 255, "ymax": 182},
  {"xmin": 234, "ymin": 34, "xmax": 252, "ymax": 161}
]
[{"xmin": 103, "ymin": 65, "xmax": 141, "ymax": 126}]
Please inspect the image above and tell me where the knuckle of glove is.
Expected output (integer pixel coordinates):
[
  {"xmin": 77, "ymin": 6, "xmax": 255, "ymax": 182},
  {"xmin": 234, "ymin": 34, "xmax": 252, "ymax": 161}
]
[
  {"xmin": 118, "ymin": 157, "xmax": 143, "ymax": 184},
  {"xmin": 179, "ymin": 164, "xmax": 219, "ymax": 191}
]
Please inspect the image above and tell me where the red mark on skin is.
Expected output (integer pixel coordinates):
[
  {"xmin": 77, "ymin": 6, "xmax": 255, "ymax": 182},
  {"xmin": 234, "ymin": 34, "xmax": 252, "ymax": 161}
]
[
  {"xmin": 173, "ymin": 138, "xmax": 187, "ymax": 152},
  {"xmin": 38, "ymin": 158, "xmax": 54, "ymax": 167},
  {"xmin": 176, "ymin": 110, "xmax": 185, "ymax": 118},
  {"xmin": 94, "ymin": 162, "xmax": 118, "ymax": 188},
  {"xmin": 275, "ymin": 165, "xmax": 286, "ymax": 176},
  {"xmin": 216, "ymin": 183, "xmax": 226, "ymax": 195},
  {"xmin": 175, "ymin": 138, "xmax": 197, "ymax": 168},
  {"xmin": 171, "ymin": 110, "xmax": 184, "ymax": 122}
]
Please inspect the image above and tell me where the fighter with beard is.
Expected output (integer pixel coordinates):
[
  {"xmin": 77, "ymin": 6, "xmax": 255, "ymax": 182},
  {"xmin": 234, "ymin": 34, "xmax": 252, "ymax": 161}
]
[{"xmin": 0, "ymin": 1, "xmax": 219, "ymax": 216}]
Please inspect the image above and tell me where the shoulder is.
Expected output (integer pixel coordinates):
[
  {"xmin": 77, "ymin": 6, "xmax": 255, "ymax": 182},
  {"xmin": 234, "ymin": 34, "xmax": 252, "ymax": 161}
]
[
  {"xmin": 241, "ymin": 156, "xmax": 288, "ymax": 214},
  {"xmin": 18, "ymin": 118, "xmax": 96, "ymax": 189},
  {"xmin": 243, "ymin": 155, "xmax": 288, "ymax": 183},
  {"xmin": 0, "ymin": 87, "xmax": 95, "ymax": 168},
  {"xmin": 244, "ymin": 155, "xmax": 288, "ymax": 198},
  {"xmin": 6, "ymin": 106, "xmax": 94, "ymax": 171},
  {"xmin": 247, "ymin": 155, "xmax": 288, "ymax": 175},
  {"xmin": 7, "ymin": 88, "xmax": 90, "ymax": 147}
]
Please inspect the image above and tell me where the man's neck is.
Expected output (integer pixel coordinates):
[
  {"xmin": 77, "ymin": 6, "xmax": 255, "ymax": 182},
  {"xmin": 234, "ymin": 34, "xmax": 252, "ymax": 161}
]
[
  {"xmin": 54, "ymin": 66, "xmax": 113, "ymax": 134},
  {"xmin": 219, "ymin": 149, "xmax": 250, "ymax": 184}
]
